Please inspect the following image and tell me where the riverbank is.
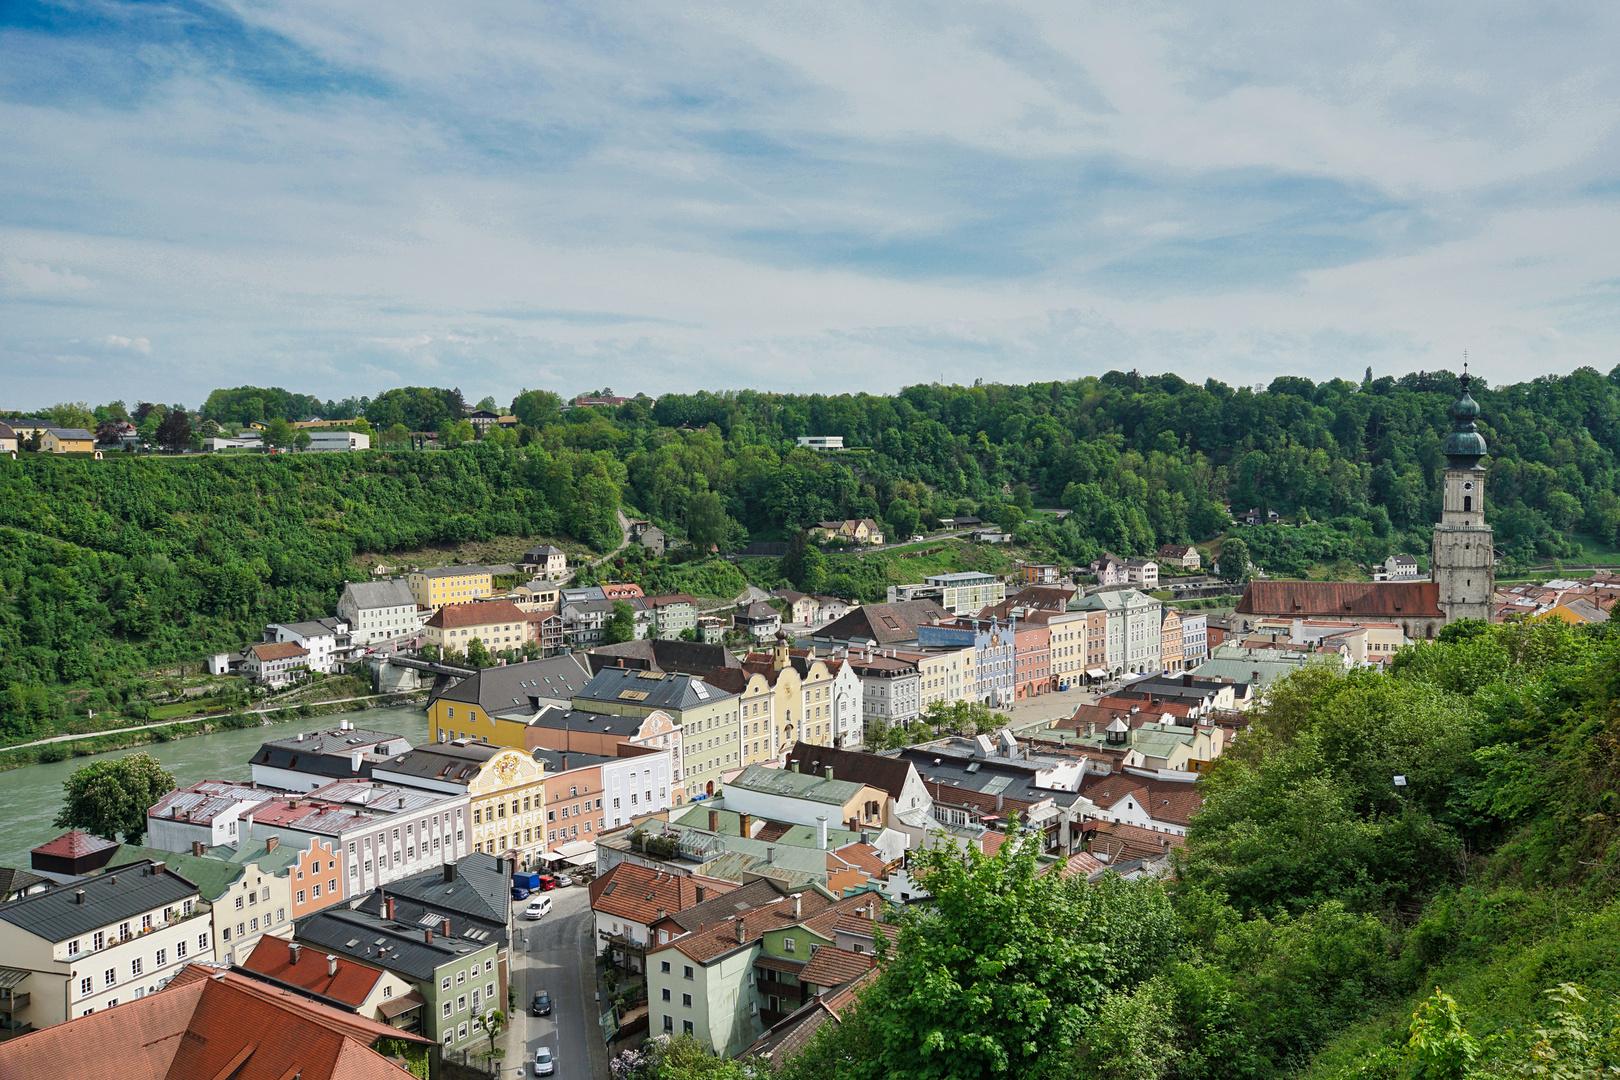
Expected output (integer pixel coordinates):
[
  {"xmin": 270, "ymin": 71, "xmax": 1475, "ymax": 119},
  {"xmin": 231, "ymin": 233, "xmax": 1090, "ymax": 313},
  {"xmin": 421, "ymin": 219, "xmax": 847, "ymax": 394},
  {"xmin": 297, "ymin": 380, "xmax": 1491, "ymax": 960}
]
[{"xmin": 0, "ymin": 691, "xmax": 428, "ymax": 773}]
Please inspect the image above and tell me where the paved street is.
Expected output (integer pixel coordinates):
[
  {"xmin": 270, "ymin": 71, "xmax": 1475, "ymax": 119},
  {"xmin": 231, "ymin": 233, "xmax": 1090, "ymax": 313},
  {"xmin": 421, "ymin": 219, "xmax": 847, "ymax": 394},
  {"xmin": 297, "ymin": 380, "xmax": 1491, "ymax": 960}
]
[{"xmin": 505, "ymin": 883, "xmax": 606, "ymax": 1080}]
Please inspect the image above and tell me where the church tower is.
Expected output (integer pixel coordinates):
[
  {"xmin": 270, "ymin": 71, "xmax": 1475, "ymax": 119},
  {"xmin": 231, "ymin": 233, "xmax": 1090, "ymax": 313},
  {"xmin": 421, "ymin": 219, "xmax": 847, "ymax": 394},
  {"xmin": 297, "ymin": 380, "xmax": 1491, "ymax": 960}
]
[{"xmin": 1432, "ymin": 370, "xmax": 1494, "ymax": 623}]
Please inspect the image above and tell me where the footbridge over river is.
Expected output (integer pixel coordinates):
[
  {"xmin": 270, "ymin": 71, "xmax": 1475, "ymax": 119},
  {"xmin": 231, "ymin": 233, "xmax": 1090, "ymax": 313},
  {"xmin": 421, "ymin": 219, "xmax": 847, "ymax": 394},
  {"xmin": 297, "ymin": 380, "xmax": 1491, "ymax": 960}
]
[{"xmin": 367, "ymin": 652, "xmax": 477, "ymax": 694}]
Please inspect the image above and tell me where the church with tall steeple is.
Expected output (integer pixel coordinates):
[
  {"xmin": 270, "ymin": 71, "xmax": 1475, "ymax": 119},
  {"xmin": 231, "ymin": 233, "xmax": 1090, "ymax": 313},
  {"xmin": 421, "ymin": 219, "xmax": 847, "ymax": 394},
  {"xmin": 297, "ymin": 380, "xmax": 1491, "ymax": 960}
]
[
  {"xmin": 1234, "ymin": 370, "xmax": 1493, "ymax": 639},
  {"xmin": 1431, "ymin": 369, "xmax": 1494, "ymax": 622}
]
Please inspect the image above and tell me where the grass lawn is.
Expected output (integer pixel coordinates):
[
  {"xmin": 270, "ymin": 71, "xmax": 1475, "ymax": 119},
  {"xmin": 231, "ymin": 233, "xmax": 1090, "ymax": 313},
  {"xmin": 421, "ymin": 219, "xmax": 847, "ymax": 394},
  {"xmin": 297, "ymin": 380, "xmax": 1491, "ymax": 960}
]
[{"xmin": 348, "ymin": 533, "xmax": 596, "ymax": 576}]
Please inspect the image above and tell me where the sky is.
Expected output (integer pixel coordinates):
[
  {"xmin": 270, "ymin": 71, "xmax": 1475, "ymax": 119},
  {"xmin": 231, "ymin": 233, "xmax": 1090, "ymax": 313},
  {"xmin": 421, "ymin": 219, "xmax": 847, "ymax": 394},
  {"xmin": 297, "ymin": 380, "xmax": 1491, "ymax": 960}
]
[{"xmin": 4, "ymin": 1, "xmax": 1620, "ymax": 410}]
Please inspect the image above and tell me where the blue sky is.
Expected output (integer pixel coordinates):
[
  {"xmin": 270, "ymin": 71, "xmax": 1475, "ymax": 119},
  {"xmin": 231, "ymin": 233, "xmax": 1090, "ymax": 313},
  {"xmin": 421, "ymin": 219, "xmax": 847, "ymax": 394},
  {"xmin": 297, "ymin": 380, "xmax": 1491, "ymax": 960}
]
[{"xmin": 4, "ymin": 0, "xmax": 1620, "ymax": 409}]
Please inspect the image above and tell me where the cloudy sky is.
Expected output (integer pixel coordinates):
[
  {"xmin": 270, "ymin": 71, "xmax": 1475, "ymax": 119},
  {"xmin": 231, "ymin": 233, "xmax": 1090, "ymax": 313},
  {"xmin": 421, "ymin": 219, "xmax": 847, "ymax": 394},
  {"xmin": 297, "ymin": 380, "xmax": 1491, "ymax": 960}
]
[{"xmin": 3, "ymin": 1, "xmax": 1619, "ymax": 409}]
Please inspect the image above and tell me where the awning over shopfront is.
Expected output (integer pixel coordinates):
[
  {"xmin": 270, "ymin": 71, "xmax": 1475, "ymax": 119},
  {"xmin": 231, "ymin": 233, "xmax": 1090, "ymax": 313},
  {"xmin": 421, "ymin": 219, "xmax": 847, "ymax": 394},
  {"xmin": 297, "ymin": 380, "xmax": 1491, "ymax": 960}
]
[
  {"xmin": 542, "ymin": 839, "xmax": 596, "ymax": 866},
  {"xmin": 1085, "ymin": 668, "xmax": 1108, "ymax": 679}
]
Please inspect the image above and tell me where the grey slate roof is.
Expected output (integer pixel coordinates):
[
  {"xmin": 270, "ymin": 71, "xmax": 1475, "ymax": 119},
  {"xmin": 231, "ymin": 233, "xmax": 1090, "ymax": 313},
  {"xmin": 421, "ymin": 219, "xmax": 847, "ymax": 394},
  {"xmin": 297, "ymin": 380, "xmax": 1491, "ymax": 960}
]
[
  {"xmin": 294, "ymin": 905, "xmax": 488, "ymax": 981},
  {"xmin": 529, "ymin": 748, "xmax": 618, "ymax": 773},
  {"xmin": 586, "ymin": 639, "xmax": 741, "ymax": 676},
  {"xmin": 895, "ymin": 746, "xmax": 1084, "ymax": 809},
  {"xmin": 814, "ymin": 600, "xmax": 950, "ymax": 645},
  {"xmin": 274, "ymin": 618, "xmax": 346, "ymax": 638},
  {"xmin": 341, "ymin": 579, "xmax": 416, "ymax": 610},
  {"xmin": 663, "ymin": 878, "xmax": 790, "ymax": 933},
  {"xmin": 48, "ymin": 427, "xmax": 95, "ymax": 440},
  {"xmin": 252, "ymin": 728, "xmax": 412, "ymax": 780},
  {"xmin": 355, "ymin": 854, "xmax": 510, "ymax": 946},
  {"xmin": 572, "ymin": 666, "xmax": 736, "ymax": 712},
  {"xmin": 784, "ymin": 743, "xmax": 917, "ymax": 801},
  {"xmin": 0, "ymin": 867, "xmax": 49, "ymax": 897},
  {"xmin": 0, "ymin": 861, "xmax": 198, "ymax": 942},
  {"xmin": 375, "ymin": 741, "xmax": 501, "ymax": 786},
  {"xmin": 488, "ymin": 704, "xmax": 647, "ymax": 739},
  {"xmin": 427, "ymin": 654, "xmax": 594, "ymax": 713},
  {"xmin": 417, "ymin": 564, "xmax": 490, "ymax": 579}
]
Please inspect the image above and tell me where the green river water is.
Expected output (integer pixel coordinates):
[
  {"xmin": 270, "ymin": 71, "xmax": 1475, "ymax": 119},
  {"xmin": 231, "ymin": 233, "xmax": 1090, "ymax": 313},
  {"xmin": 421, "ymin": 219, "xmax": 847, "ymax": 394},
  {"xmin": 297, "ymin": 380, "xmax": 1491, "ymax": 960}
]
[{"xmin": 0, "ymin": 705, "xmax": 429, "ymax": 870}]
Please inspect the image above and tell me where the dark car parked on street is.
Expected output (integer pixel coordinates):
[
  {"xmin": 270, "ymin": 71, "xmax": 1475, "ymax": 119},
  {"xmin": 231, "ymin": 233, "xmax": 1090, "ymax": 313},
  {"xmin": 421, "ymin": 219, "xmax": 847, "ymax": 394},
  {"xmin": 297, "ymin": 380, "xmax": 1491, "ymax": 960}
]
[{"xmin": 531, "ymin": 990, "xmax": 552, "ymax": 1017}]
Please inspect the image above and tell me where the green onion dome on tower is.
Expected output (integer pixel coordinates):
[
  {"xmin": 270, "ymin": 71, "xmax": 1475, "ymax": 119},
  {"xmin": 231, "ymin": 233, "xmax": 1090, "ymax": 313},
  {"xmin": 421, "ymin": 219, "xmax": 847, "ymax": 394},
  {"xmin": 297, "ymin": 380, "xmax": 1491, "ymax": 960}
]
[{"xmin": 1443, "ymin": 370, "xmax": 1487, "ymax": 470}]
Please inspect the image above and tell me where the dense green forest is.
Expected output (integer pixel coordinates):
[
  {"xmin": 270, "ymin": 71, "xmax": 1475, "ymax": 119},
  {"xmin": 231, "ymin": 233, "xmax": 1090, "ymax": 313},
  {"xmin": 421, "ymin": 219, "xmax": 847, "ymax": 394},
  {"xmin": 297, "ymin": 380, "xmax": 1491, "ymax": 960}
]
[
  {"xmin": 6, "ymin": 364, "xmax": 1620, "ymax": 737},
  {"xmin": 609, "ymin": 621, "xmax": 1620, "ymax": 1079}
]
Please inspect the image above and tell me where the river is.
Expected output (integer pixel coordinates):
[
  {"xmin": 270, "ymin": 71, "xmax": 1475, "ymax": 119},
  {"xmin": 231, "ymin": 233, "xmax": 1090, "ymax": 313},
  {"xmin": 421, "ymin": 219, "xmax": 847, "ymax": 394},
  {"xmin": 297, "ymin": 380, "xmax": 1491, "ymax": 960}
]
[{"xmin": 0, "ymin": 705, "xmax": 428, "ymax": 871}]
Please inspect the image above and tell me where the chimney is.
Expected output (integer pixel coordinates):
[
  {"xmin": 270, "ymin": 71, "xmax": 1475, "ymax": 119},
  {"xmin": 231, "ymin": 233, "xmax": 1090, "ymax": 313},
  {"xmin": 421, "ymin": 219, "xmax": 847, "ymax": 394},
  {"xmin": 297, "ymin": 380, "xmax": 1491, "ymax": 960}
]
[
  {"xmin": 617, "ymin": 658, "xmax": 625, "ymax": 667},
  {"xmin": 288, "ymin": 942, "xmax": 301, "ymax": 964},
  {"xmin": 766, "ymin": 846, "xmax": 776, "ymax": 862},
  {"xmin": 824, "ymin": 766, "xmax": 834, "ymax": 781},
  {"xmin": 443, "ymin": 918, "xmax": 452, "ymax": 936},
  {"xmin": 696, "ymin": 886, "xmax": 706, "ymax": 903},
  {"xmin": 657, "ymin": 908, "xmax": 667, "ymax": 922},
  {"xmin": 443, "ymin": 862, "xmax": 456, "ymax": 883},
  {"xmin": 296, "ymin": 732, "xmax": 304, "ymax": 741},
  {"xmin": 816, "ymin": 815, "xmax": 828, "ymax": 850},
  {"xmin": 708, "ymin": 809, "xmax": 719, "ymax": 833},
  {"xmin": 327, "ymin": 954, "xmax": 338, "ymax": 977},
  {"xmin": 792, "ymin": 893, "xmax": 802, "ymax": 918},
  {"xmin": 739, "ymin": 813, "xmax": 752, "ymax": 838},
  {"xmin": 425, "ymin": 928, "xmax": 433, "ymax": 943},
  {"xmin": 384, "ymin": 897, "xmax": 396, "ymax": 920},
  {"xmin": 74, "ymin": 889, "xmax": 86, "ymax": 905},
  {"xmin": 735, "ymin": 917, "xmax": 746, "ymax": 943},
  {"xmin": 265, "ymin": 835, "xmax": 279, "ymax": 853},
  {"xmin": 191, "ymin": 841, "xmax": 205, "ymax": 857},
  {"xmin": 151, "ymin": 861, "xmax": 166, "ymax": 876}
]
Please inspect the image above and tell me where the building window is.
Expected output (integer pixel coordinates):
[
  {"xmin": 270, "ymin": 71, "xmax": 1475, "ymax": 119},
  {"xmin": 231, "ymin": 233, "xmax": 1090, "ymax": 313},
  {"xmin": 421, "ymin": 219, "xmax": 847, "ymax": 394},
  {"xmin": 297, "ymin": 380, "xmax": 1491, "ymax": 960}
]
[
  {"xmin": 784, "ymin": 937, "xmax": 795, "ymax": 953},
  {"xmin": 176, "ymin": 940, "xmax": 187, "ymax": 959},
  {"xmin": 684, "ymin": 965, "xmax": 694, "ymax": 980},
  {"xmin": 104, "ymin": 968, "xmax": 116, "ymax": 987},
  {"xmin": 663, "ymin": 1016, "xmax": 673, "ymax": 1032},
  {"xmin": 683, "ymin": 1020, "xmax": 694, "ymax": 1035},
  {"xmin": 199, "ymin": 934, "xmax": 209, "ymax": 952},
  {"xmin": 80, "ymin": 977, "xmax": 92, "ymax": 995},
  {"xmin": 156, "ymin": 948, "xmax": 167, "ymax": 966},
  {"xmin": 661, "ymin": 961, "xmax": 671, "ymax": 973},
  {"xmin": 661, "ymin": 988, "xmax": 671, "ymax": 1001},
  {"xmin": 443, "ymin": 1001, "xmax": 453, "ymax": 1018},
  {"xmin": 682, "ymin": 993, "xmax": 692, "ymax": 1007},
  {"xmin": 93, "ymin": 931, "xmax": 105, "ymax": 950}
]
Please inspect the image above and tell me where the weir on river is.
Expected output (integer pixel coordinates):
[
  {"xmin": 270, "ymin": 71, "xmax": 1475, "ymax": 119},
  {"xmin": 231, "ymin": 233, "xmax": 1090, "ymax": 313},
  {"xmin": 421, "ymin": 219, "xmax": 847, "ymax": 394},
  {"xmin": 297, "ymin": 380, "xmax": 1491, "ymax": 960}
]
[{"xmin": 0, "ymin": 705, "xmax": 429, "ymax": 871}]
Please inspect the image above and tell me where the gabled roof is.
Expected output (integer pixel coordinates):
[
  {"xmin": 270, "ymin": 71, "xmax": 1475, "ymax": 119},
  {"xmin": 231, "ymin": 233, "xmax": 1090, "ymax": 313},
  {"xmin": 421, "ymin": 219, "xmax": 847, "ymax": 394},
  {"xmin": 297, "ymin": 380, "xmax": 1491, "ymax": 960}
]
[
  {"xmin": 1077, "ymin": 774, "xmax": 1203, "ymax": 827},
  {"xmin": 104, "ymin": 845, "xmax": 244, "ymax": 902},
  {"xmin": 660, "ymin": 879, "xmax": 785, "ymax": 934},
  {"xmin": 572, "ymin": 666, "xmax": 735, "ymax": 712},
  {"xmin": 0, "ymin": 867, "xmax": 49, "ymax": 897},
  {"xmin": 423, "ymin": 599, "xmax": 529, "ymax": 630},
  {"xmin": 340, "ymin": 578, "xmax": 417, "ymax": 610},
  {"xmin": 248, "ymin": 641, "xmax": 308, "ymax": 662},
  {"xmin": 427, "ymin": 654, "xmax": 594, "ymax": 712},
  {"xmin": 1084, "ymin": 820, "xmax": 1186, "ymax": 864},
  {"xmin": 413, "ymin": 564, "xmax": 490, "ymax": 579},
  {"xmin": 0, "ymin": 964, "xmax": 431, "ymax": 1080},
  {"xmin": 651, "ymin": 890, "xmax": 867, "ymax": 965},
  {"xmin": 1236, "ymin": 580, "xmax": 1443, "ymax": 618},
  {"xmin": 799, "ymin": 945, "xmax": 875, "ymax": 988},
  {"xmin": 0, "ymin": 860, "xmax": 198, "ymax": 943},
  {"xmin": 240, "ymin": 934, "xmax": 385, "ymax": 1006},
  {"xmin": 149, "ymin": 780, "xmax": 280, "ymax": 825},
  {"xmin": 295, "ymin": 904, "xmax": 489, "ymax": 981},
  {"xmin": 588, "ymin": 862, "xmax": 718, "ymax": 925},
  {"xmin": 726, "ymin": 764, "xmax": 867, "ymax": 806},
  {"xmin": 364, "ymin": 853, "xmax": 510, "ymax": 927},
  {"xmin": 373, "ymin": 741, "xmax": 500, "ymax": 785},
  {"xmin": 814, "ymin": 600, "xmax": 950, "ymax": 645},
  {"xmin": 783, "ymin": 743, "xmax": 917, "ymax": 800},
  {"xmin": 586, "ymin": 639, "xmax": 740, "ymax": 676}
]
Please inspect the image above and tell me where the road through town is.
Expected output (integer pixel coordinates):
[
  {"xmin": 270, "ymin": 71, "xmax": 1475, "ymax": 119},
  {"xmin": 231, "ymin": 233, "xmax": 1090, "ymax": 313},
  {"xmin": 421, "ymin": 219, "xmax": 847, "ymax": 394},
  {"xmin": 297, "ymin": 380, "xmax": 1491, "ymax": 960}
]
[{"xmin": 506, "ymin": 883, "xmax": 606, "ymax": 1080}]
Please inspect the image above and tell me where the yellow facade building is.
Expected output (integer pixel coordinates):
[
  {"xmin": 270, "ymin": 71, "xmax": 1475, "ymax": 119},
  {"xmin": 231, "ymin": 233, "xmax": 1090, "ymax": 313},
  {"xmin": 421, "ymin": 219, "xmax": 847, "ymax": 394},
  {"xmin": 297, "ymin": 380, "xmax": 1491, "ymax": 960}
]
[{"xmin": 407, "ymin": 564, "xmax": 494, "ymax": 609}]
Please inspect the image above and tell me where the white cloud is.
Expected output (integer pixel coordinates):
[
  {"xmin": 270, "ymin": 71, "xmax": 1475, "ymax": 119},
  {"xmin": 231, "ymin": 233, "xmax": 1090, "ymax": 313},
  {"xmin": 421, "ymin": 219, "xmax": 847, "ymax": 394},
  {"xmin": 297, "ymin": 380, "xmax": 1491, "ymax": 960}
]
[{"xmin": 3, "ymin": 1, "xmax": 1620, "ymax": 405}]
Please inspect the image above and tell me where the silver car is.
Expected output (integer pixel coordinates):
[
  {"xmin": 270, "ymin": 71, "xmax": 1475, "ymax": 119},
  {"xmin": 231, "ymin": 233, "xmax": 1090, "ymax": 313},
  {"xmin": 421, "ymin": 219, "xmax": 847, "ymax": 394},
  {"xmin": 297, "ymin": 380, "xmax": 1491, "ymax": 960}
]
[{"xmin": 534, "ymin": 1046, "xmax": 555, "ymax": 1076}]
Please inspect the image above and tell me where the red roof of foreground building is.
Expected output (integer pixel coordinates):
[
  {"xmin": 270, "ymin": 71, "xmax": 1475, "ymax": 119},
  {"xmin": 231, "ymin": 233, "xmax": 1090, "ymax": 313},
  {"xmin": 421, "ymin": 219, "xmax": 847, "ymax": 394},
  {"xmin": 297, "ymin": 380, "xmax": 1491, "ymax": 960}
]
[
  {"xmin": 424, "ymin": 599, "xmax": 530, "ymax": 630},
  {"xmin": 240, "ymin": 934, "xmax": 385, "ymax": 1007},
  {"xmin": 31, "ymin": 830, "xmax": 117, "ymax": 859},
  {"xmin": 1236, "ymin": 580, "xmax": 1442, "ymax": 618},
  {"xmin": 0, "ymin": 964, "xmax": 430, "ymax": 1080}
]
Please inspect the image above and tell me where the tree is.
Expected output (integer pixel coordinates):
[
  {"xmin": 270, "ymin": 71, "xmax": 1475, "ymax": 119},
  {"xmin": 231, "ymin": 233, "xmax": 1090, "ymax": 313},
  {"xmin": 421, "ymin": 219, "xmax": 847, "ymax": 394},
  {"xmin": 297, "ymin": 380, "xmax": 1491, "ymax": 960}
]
[
  {"xmin": 687, "ymin": 489, "xmax": 732, "ymax": 551},
  {"xmin": 1217, "ymin": 537, "xmax": 1250, "ymax": 584},
  {"xmin": 780, "ymin": 531, "xmax": 810, "ymax": 588},
  {"xmin": 465, "ymin": 636, "xmax": 493, "ymax": 668},
  {"xmin": 54, "ymin": 752, "xmax": 176, "ymax": 844},
  {"xmin": 263, "ymin": 417, "xmax": 295, "ymax": 449},
  {"xmin": 475, "ymin": 395, "xmax": 499, "ymax": 412},
  {"xmin": 156, "ymin": 408, "xmax": 193, "ymax": 449},
  {"xmin": 383, "ymin": 422, "xmax": 410, "ymax": 447},
  {"xmin": 603, "ymin": 600, "xmax": 636, "ymax": 645},
  {"xmin": 46, "ymin": 402, "xmax": 94, "ymax": 429},
  {"xmin": 885, "ymin": 499, "xmax": 919, "ymax": 541},
  {"xmin": 797, "ymin": 829, "xmax": 1107, "ymax": 1080},
  {"xmin": 478, "ymin": 1008, "xmax": 507, "ymax": 1071},
  {"xmin": 511, "ymin": 389, "xmax": 562, "ymax": 428},
  {"xmin": 293, "ymin": 430, "xmax": 312, "ymax": 452}
]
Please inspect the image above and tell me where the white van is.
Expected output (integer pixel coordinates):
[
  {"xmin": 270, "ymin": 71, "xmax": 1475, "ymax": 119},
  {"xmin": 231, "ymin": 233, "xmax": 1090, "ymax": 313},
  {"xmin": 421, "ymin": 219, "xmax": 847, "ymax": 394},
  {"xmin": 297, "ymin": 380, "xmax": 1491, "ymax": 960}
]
[{"xmin": 523, "ymin": 897, "xmax": 552, "ymax": 920}]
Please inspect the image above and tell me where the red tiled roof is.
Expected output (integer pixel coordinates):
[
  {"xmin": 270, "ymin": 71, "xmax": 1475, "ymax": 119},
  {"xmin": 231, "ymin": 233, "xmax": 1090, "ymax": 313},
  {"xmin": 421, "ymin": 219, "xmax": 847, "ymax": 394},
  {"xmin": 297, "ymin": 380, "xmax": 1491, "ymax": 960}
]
[
  {"xmin": 32, "ymin": 830, "xmax": 117, "ymax": 859},
  {"xmin": 1078, "ymin": 774, "xmax": 1203, "ymax": 826},
  {"xmin": 424, "ymin": 600, "xmax": 529, "ymax": 630},
  {"xmin": 0, "ymin": 964, "xmax": 429, "ymax": 1080},
  {"xmin": 1085, "ymin": 821, "xmax": 1186, "ymax": 864},
  {"xmin": 589, "ymin": 862, "xmax": 718, "ymax": 925},
  {"xmin": 241, "ymin": 935, "xmax": 384, "ymax": 1007},
  {"xmin": 826, "ymin": 842, "xmax": 888, "ymax": 881},
  {"xmin": 655, "ymin": 891, "xmax": 869, "ymax": 965},
  {"xmin": 800, "ymin": 946, "xmax": 875, "ymax": 988},
  {"xmin": 249, "ymin": 641, "xmax": 309, "ymax": 662},
  {"xmin": 1236, "ymin": 580, "xmax": 1443, "ymax": 618}
]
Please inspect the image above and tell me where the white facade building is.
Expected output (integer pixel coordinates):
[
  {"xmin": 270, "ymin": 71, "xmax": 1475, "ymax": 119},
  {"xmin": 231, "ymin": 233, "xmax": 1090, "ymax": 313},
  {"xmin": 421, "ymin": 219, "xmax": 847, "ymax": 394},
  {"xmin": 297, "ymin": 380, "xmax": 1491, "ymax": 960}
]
[
  {"xmin": 602, "ymin": 749, "xmax": 675, "ymax": 831},
  {"xmin": 337, "ymin": 579, "xmax": 424, "ymax": 649},
  {"xmin": 266, "ymin": 618, "xmax": 350, "ymax": 674}
]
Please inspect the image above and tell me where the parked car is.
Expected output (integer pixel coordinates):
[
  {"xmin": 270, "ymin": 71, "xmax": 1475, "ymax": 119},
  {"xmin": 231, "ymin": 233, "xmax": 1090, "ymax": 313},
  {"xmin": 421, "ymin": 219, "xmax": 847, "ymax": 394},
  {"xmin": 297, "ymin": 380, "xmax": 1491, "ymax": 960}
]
[
  {"xmin": 536, "ymin": 874, "xmax": 559, "ymax": 891},
  {"xmin": 534, "ymin": 1046, "xmax": 555, "ymax": 1076},
  {"xmin": 523, "ymin": 897, "xmax": 552, "ymax": 920},
  {"xmin": 554, "ymin": 873, "xmax": 573, "ymax": 888},
  {"xmin": 511, "ymin": 886, "xmax": 531, "ymax": 901},
  {"xmin": 531, "ymin": 990, "xmax": 552, "ymax": 1017}
]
